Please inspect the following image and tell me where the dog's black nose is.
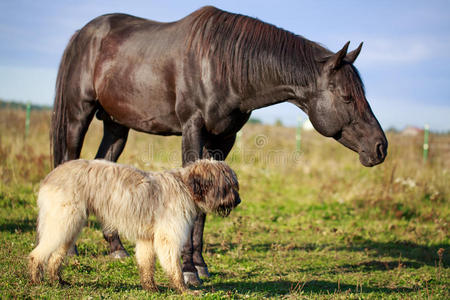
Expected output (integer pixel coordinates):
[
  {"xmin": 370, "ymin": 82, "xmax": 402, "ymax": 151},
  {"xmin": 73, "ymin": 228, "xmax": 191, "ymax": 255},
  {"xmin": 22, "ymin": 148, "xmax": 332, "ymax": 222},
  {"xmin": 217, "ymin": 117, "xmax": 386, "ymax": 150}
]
[{"xmin": 234, "ymin": 191, "xmax": 241, "ymax": 206}]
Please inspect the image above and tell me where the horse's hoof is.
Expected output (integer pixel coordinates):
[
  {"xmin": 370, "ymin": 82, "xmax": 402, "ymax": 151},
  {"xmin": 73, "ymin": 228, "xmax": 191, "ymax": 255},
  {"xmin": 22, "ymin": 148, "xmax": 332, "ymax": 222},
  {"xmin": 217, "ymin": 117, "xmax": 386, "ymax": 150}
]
[
  {"xmin": 110, "ymin": 249, "xmax": 129, "ymax": 259},
  {"xmin": 183, "ymin": 272, "xmax": 203, "ymax": 286},
  {"xmin": 195, "ymin": 265, "xmax": 211, "ymax": 278}
]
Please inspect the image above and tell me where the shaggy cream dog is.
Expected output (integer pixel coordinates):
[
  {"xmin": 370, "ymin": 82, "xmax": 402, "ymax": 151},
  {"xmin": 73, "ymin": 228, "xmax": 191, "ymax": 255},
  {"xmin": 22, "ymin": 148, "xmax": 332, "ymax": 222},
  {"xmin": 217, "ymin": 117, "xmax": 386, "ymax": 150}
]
[{"xmin": 29, "ymin": 159, "xmax": 240, "ymax": 292}]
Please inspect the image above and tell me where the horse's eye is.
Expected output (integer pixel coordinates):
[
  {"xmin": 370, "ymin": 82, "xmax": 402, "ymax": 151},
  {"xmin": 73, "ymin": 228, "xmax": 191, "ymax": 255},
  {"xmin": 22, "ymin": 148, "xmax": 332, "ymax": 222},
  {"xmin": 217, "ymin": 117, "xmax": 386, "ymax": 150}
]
[{"xmin": 342, "ymin": 95, "xmax": 353, "ymax": 103}]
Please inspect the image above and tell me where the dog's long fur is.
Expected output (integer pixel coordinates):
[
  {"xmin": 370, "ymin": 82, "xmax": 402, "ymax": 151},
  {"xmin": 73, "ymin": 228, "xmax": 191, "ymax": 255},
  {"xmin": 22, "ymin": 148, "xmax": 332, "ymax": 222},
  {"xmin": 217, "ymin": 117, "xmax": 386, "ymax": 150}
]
[{"xmin": 28, "ymin": 159, "xmax": 240, "ymax": 292}]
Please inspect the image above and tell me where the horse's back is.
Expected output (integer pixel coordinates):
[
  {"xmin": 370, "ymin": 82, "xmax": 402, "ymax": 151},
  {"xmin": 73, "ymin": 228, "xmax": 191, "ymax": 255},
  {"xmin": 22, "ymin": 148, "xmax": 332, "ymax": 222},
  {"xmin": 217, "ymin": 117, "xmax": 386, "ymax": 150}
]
[{"xmin": 72, "ymin": 13, "xmax": 187, "ymax": 135}]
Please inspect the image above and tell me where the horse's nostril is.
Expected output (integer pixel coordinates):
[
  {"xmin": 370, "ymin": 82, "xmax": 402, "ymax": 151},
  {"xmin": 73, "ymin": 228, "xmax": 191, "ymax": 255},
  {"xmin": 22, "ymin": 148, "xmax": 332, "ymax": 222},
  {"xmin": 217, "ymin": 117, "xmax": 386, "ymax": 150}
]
[{"xmin": 376, "ymin": 142, "xmax": 385, "ymax": 160}]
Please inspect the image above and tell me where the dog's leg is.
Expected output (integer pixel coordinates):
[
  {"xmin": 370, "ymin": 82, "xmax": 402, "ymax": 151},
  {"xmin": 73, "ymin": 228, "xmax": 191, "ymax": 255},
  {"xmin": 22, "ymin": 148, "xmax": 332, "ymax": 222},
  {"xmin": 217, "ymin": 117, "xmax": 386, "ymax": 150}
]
[
  {"xmin": 30, "ymin": 189, "xmax": 86, "ymax": 284},
  {"xmin": 28, "ymin": 253, "xmax": 45, "ymax": 284},
  {"xmin": 155, "ymin": 235, "xmax": 187, "ymax": 293},
  {"xmin": 135, "ymin": 239, "xmax": 158, "ymax": 292},
  {"xmin": 47, "ymin": 243, "xmax": 71, "ymax": 285},
  {"xmin": 28, "ymin": 233, "xmax": 63, "ymax": 284}
]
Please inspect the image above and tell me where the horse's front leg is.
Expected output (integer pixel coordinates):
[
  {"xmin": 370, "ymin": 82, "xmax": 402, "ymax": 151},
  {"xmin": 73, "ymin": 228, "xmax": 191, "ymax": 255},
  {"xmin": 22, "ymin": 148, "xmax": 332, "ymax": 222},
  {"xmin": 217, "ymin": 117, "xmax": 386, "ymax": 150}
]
[
  {"xmin": 192, "ymin": 213, "xmax": 209, "ymax": 277},
  {"xmin": 95, "ymin": 111, "xmax": 130, "ymax": 258},
  {"xmin": 192, "ymin": 134, "xmax": 237, "ymax": 278},
  {"xmin": 180, "ymin": 114, "xmax": 205, "ymax": 286}
]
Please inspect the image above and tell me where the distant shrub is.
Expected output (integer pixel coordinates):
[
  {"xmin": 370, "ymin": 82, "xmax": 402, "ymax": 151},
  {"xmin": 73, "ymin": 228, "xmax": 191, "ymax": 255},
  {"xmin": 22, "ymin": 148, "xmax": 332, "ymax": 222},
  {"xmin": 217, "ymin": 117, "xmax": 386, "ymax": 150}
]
[
  {"xmin": 0, "ymin": 99, "xmax": 51, "ymax": 111},
  {"xmin": 248, "ymin": 118, "xmax": 262, "ymax": 124}
]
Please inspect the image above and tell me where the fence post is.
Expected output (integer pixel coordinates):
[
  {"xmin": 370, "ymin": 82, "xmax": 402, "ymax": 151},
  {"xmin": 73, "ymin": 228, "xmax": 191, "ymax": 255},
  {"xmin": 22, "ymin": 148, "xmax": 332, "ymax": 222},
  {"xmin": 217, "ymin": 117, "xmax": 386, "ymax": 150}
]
[
  {"xmin": 423, "ymin": 124, "xmax": 429, "ymax": 162},
  {"xmin": 296, "ymin": 116, "xmax": 302, "ymax": 152},
  {"xmin": 25, "ymin": 101, "xmax": 31, "ymax": 138}
]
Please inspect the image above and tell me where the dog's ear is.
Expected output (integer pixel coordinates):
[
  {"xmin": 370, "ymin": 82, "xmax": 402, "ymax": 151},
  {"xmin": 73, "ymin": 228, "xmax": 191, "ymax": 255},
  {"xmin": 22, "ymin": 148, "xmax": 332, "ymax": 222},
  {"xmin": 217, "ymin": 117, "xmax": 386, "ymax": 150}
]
[
  {"xmin": 189, "ymin": 173, "xmax": 204, "ymax": 202},
  {"xmin": 186, "ymin": 164, "xmax": 212, "ymax": 203}
]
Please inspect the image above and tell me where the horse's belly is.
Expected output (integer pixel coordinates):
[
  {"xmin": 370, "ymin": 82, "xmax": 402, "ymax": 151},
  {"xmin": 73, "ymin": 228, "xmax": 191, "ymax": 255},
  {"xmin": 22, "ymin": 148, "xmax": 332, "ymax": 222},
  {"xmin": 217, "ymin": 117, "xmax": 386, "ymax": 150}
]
[
  {"xmin": 132, "ymin": 113, "xmax": 182, "ymax": 135},
  {"xmin": 97, "ymin": 64, "xmax": 181, "ymax": 135},
  {"xmin": 98, "ymin": 89, "xmax": 181, "ymax": 135}
]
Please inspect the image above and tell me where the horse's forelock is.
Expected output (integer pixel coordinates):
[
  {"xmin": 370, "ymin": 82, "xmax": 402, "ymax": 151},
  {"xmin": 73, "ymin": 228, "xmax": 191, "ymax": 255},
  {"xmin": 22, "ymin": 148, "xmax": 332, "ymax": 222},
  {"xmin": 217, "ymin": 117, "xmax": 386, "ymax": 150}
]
[{"xmin": 341, "ymin": 64, "xmax": 369, "ymax": 117}]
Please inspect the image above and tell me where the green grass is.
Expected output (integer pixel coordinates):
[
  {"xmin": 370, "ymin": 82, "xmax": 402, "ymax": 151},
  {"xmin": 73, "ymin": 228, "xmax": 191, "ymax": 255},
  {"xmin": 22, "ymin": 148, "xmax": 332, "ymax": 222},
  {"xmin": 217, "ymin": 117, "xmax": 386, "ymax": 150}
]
[{"xmin": 0, "ymin": 109, "xmax": 448, "ymax": 299}]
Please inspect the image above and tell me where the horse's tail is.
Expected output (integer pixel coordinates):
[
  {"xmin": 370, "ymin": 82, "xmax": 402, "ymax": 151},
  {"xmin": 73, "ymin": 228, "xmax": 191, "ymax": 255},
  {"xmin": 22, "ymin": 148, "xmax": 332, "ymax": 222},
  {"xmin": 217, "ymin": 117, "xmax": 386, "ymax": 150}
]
[{"xmin": 51, "ymin": 31, "xmax": 80, "ymax": 168}]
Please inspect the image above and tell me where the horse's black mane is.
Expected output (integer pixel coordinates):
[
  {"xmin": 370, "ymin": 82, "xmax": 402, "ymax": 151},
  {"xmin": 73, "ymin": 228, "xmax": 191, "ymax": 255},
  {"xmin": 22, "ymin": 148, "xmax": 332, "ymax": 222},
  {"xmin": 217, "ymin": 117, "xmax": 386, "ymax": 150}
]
[
  {"xmin": 186, "ymin": 6, "xmax": 328, "ymax": 92},
  {"xmin": 186, "ymin": 6, "xmax": 367, "ymax": 114}
]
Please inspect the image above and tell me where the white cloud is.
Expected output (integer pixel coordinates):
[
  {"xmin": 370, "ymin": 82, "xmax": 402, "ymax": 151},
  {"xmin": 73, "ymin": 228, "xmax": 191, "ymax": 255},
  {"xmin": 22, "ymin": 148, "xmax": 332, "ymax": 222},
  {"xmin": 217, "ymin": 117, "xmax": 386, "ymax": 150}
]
[
  {"xmin": 362, "ymin": 38, "xmax": 428, "ymax": 63},
  {"xmin": 357, "ymin": 37, "xmax": 450, "ymax": 66}
]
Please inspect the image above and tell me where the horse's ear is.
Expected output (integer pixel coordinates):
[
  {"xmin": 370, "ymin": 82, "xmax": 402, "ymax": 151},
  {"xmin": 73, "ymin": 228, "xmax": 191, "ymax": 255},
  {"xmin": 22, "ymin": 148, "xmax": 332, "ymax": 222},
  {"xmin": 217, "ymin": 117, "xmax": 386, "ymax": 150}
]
[
  {"xmin": 324, "ymin": 41, "xmax": 350, "ymax": 72},
  {"xmin": 345, "ymin": 42, "xmax": 363, "ymax": 64}
]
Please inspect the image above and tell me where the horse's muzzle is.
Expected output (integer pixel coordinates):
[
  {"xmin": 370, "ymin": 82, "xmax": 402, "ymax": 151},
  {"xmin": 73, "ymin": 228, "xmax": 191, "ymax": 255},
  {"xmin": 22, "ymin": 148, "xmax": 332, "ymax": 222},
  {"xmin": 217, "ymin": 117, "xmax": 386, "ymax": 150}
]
[{"xmin": 359, "ymin": 138, "xmax": 388, "ymax": 167}]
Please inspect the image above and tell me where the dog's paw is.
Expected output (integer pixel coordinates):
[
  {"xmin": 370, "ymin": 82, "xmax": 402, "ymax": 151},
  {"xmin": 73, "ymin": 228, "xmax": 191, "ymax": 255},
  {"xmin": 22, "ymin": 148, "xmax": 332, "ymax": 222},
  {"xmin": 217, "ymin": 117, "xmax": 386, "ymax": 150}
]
[
  {"xmin": 110, "ymin": 249, "xmax": 129, "ymax": 259},
  {"xmin": 142, "ymin": 284, "xmax": 159, "ymax": 292},
  {"xmin": 183, "ymin": 272, "xmax": 203, "ymax": 286},
  {"xmin": 184, "ymin": 289, "xmax": 203, "ymax": 296}
]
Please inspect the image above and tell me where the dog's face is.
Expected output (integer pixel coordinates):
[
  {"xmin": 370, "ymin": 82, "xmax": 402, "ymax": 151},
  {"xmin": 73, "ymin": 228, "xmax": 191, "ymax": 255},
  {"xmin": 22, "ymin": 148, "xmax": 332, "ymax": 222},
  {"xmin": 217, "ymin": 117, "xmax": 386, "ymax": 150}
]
[{"xmin": 184, "ymin": 160, "xmax": 241, "ymax": 216}]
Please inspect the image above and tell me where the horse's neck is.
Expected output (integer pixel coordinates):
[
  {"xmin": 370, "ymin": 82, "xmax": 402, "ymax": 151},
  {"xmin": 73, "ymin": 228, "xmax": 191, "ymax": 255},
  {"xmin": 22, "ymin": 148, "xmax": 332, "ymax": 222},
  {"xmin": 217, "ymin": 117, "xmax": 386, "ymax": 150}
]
[
  {"xmin": 238, "ymin": 42, "xmax": 322, "ymax": 113},
  {"xmin": 239, "ymin": 84, "xmax": 313, "ymax": 113},
  {"xmin": 238, "ymin": 85, "xmax": 294, "ymax": 113}
]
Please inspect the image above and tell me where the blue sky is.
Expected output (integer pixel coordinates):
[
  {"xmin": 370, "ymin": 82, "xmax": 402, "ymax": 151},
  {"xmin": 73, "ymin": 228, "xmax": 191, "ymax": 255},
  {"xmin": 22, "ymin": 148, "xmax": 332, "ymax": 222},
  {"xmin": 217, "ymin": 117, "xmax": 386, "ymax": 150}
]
[{"xmin": 0, "ymin": 0, "xmax": 449, "ymax": 131}]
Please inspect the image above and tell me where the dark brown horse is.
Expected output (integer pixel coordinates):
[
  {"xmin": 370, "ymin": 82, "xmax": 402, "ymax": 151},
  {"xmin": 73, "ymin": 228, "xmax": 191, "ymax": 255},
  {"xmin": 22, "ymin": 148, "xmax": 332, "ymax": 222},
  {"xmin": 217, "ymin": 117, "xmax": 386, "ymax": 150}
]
[{"xmin": 51, "ymin": 6, "xmax": 387, "ymax": 285}]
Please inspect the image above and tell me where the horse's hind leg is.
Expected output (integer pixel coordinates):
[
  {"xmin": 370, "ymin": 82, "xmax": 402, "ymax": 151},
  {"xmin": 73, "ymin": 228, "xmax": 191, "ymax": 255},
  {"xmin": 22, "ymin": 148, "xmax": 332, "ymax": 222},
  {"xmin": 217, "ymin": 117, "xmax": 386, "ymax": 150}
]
[
  {"xmin": 53, "ymin": 98, "xmax": 97, "ymax": 166},
  {"xmin": 95, "ymin": 107, "xmax": 129, "ymax": 161},
  {"xmin": 95, "ymin": 108, "xmax": 130, "ymax": 258},
  {"xmin": 65, "ymin": 104, "xmax": 96, "ymax": 161}
]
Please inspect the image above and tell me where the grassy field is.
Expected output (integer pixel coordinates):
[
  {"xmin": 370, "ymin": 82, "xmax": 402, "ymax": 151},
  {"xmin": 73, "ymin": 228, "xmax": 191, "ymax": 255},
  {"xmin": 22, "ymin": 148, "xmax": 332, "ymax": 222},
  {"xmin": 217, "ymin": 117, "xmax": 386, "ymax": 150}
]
[{"xmin": 0, "ymin": 108, "xmax": 448, "ymax": 299}]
